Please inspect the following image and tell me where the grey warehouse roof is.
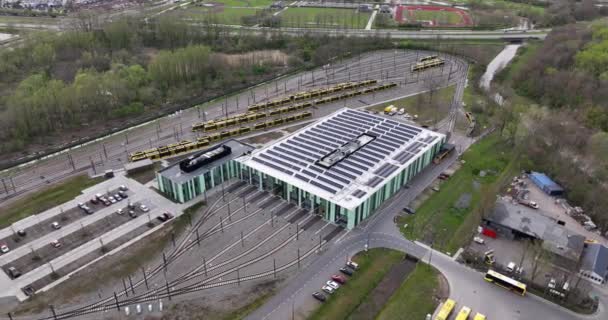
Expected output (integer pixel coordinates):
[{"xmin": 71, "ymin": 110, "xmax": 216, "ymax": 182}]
[
  {"xmin": 581, "ymin": 243, "xmax": 608, "ymax": 277},
  {"xmin": 159, "ymin": 139, "xmax": 255, "ymax": 184},
  {"xmin": 488, "ymin": 199, "xmax": 585, "ymax": 262},
  {"xmin": 236, "ymin": 108, "xmax": 445, "ymax": 210}
]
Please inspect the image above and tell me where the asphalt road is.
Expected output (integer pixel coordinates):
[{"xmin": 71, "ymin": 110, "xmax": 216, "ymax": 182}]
[
  {"xmin": 246, "ymin": 147, "xmax": 607, "ymax": 320},
  {"xmin": 0, "ymin": 50, "xmax": 467, "ymax": 206}
]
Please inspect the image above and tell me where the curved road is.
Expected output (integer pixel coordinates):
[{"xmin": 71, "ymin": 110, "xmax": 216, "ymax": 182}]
[{"xmin": 246, "ymin": 150, "xmax": 607, "ymax": 320}]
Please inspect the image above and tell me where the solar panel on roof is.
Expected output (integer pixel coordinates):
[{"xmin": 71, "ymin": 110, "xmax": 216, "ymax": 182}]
[
  {"xmin": 310, "ymin": 180, "xmax": 337, "ymax": 194},
  {"xmin": 317, "ymin": 176, "xmax": 345, "ymax": 189},
  {"xmin": 366, "ymin": 145, "xmax": 390, "ymax": 156},
  {"xmin": 328, "ymin": 167, "xmax": 357, "ymax": 180},
  {"xmin": 274, "ymin": 146, "xmax": 315, "ymax": 163},
  {"xmin": 341, "ymin": 159, "xmax": 368, "ymax": 171},
  {"xmin": 373, "ymin": 140, "xmax": 398, "ymax": 151},
  {"xmin": 325, "ymin": 171, "xmax": 350, "ymax": 184},
  {"xmin": 350, "ymin": 154, "xmax": 375, "ymax": 166},
  {"xmin": 301, "ymin": 169, "xmax": 318, "ymax": 179},
  {"xmin": 366, "ymin": 176, "xmax": 384, "ymax": 188},
  {"xmin": 294, "ymin": 174, "xmax": 310, "ymax": 183},
  {"xmin": 291, "ymin": 137, "xmax": 331, "ymax": 153},
  {"xmin": 360, "ymin": 148, "xmax": 384, "ymax": 160},
  {"xmin": 280, "ymin": 143, "xmax": 317, "ymax": 158},
  {"xmin": 308, "ymin": 165, "xmax": 324, "ymax": 173},
  {"xmin": 352, "ymin": 189, "xmax": 367, "ymax": 198},
  {"xmin": 332, "ymin": 164, "xmax": 360, "ymax": 176}
]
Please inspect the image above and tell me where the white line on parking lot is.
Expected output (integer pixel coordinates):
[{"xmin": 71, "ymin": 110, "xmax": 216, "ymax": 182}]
[
  {"xmin": 334, "ymin": 230, "xmax": 350, "ymax": 244},
  {"xmin": 314, "ymin": 222, "xmax": 331, "ymax": 235}
]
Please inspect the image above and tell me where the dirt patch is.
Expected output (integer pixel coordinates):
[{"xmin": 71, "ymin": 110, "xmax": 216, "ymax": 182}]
[
  {"xmin": 215, "ymin": 50, "xmax": 289, "ymax": 67},
  {"xmin": 348, "ymin": 259, "xmax": 417, "ymax": 320},
  {"xmin": 436, "ymin": 271, "xmax": 449, "ymax": 300}
]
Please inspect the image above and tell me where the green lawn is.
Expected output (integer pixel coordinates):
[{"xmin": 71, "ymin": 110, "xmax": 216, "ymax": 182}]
[
  {"xmin": 411, "ymin": 10, "xmax": 463, "ymax": 25},
  {"xmin": 466, "ymin": 0, "xmax": 546, "ymax": 15},
  {"xmin": 279, "ymin": 8, "xmax": 371, "ymax": 29},
  {"xmin": 368, "ymin": 85, "xmax": 456, "ymax": 126},
  {"xmin": 376, "ymin": 264, "xmax": 441, "ymax": 320},
  {"xmin": 308, "ymin": 248, "xmax": 405, "ymax": 320},
  {"xmin": 0, "ymin": 15, "xmax": 60, "ymax": 25},
  {"xmin": 170, "ymin": 6, "xmax": 261, "ymax": 25},
  {"xmin": 0, "ymin": 175, "xmax": 102, "ymax": 229},
  {"xmin": 398, "ymin": 133, "xmax": 516, "ymax": 253},
  {"xmin": 205, "ymin": 0, "xmax": 274, "ymax": 7}
]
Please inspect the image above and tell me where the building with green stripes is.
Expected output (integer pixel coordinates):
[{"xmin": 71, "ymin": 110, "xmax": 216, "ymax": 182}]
[{"xmin": 157, "ymin": 108, "xmax": 445, "ymax": 229}]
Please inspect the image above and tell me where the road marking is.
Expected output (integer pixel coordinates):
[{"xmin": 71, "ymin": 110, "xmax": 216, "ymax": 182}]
[
  {"xmin": 314, "ymin": 221, "xmax": 330, "ymax": 235},
  {"xmin": 334, "ymin": 230, "xmax": 350, "ymax": 244}
]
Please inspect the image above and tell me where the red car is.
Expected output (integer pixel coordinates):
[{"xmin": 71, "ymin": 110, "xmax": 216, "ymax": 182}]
[{"xmin": 331, "ymin": 274, "xmax": 347, "ymax": 284}]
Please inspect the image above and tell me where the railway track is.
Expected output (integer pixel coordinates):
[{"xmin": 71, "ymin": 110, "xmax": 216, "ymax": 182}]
[{"xmin": 0, "ymin": 50, "xmax": 467, "ymax": 205}]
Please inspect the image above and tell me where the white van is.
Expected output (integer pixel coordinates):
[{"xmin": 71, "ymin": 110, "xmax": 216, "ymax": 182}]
[{"xmin": 506, "ymin": 262, "xmax": 516, "ymax": 273}]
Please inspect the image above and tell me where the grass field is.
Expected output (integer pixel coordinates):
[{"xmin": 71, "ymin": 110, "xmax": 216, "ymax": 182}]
[
  {"xmin": 308, "ymin": 248, "xmax": 405, "ymax": 320},
  {"xmin": 398, "ymin": 133, "xmax": 517, "ymax": 253},
  {"xmin": 411, "ymin": 10, "xmax": 463, "ymax": 25},
  {"xmin": 368, "ymin": 85, "xmax": 455, "ymax": 126},
  {"xmin": 279, "ymin": 7, "xmax": 371, "ymax": 29},
  {"xmin": 210, "ymin": 0, "xmax": 274, "ymax": 7},
  {"xmin": 170, "ymin": 6, "xmax": 261, "ymax": 25},
  {"xmin": 0, "ymin": 175, "xmax": 103, "ymax": 229},
  {"xmin": 376, "ymin": 264, "xmax": 441, "ymax": 320},
  {"xmin": 0, "ymin": 15, "xmax": 60, "ymax": 25}
]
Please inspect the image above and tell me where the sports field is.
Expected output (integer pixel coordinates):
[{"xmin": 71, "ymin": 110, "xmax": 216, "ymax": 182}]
[
  {"xmin": 167, "ymin": 5, "xmax": 261, "ymax": 25},
  {"xmin": 279, "ymin": 7, "xmax": 371, "ymax": 29},
  {"xmin": 396, "ymin": 5, "xmax": 473, "ymax": 27},
  {"xmin": 209, "ymin": 0, "xmax": 274, "ymax": 7}
]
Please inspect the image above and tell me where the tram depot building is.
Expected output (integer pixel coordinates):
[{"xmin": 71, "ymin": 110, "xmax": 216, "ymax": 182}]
[{"xmin": 157, "ymin": 108, "xmax": 445, "ymax": 229}]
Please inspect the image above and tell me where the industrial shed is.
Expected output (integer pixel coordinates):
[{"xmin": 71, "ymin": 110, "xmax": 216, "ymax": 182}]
[{"xmin": 529, "ymin": 172, "xmax": 564, "ymax": 196}]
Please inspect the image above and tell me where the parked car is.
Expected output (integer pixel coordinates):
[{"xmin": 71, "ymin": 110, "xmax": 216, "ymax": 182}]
[
  {"xmin": 157, "ymin": 212, "xmax": 174, "ymax": 222},
  {"xmin": 0, "ymin": 244, "xmax": 9, "ymax": 254},
  {"xmin": 108, "ymin": 196, "xmax": 117, "ymax": 204},
  {"xmin": 346, "ymin": 260, "xmax": 359, "ymax": 270},
  {"xmin": 339, "ymin": 267, "xmax": 354, "ymax": 276},
  {"xmin": 506, "ymin": 262, "xmax": 517, "ymax": 273},
  {"xmin": 116, "ymin": 209, "xmax": 124, "ymax": 215},
  {"xmin": 8, "ymin": 266, "xmax": 21, "ymax": 279},
  {"xmin": 321, "ymin": 285, "xmax": 334, "ymax": 294},
  {"xmin": 473, "ymin": 236, "xmax": 485, "ymax": 245},
  {"xmin": 119, "ymin": 185, "xmax": 128, "ymax": 191},
  {"xmin": 129, "ymin": 210, "xmax": 137, "ymax": 218},
  {"xmin": 90, "ymin": 198, "xmax": 99, "ymax": 205},
  {"xmin": 119, "ymin": 191, "xmax": 128, "ymax": 198},
  {"xmin": 50, "ymin": 240, "xmax": 62, "ymax": 248},
  {"xmin": 114, "ymin": 194, "xmax": 122, "ymax": 201},
  {"xmin": 402, "ymin": 207, "xmax": 415, "ymax": 215},
  {"xmin": 84, "ymin": 207, "xmax": 94, "ymax": 215},
  {"xmin": 51, "ymin": 222, "xmax": 61, "ymax": 229},
  {"xmin": 326, "ymin": 280, "xmax": 340, "ymax": 290},
  {"xmin": 312, "ymin": 292, "xmax": 326, "ymax": 302},
  {"xmin": 17, "ymin": 229, "xmax": 26, "ymax": 237},
  {"xmin": 77, "ymin": 202, "xmax": 86, "ymax": 209},
  {"xmin": 102, "ymin": 199, "xmax": 111, "ymax": 206},
  {"xmin": 548, "ymin": 278, "xmax": 556, "ymax": 289},
  {"xmin": 22, "ymin": 286, "xmax": 35, "ymax": 296},
  {"xmin": 331, "ymin": 274, "xmax": 347, "ymax": 284},
  {"xmin": 139, "ymin": 204, "xmax": 150, "ymax": 212}
]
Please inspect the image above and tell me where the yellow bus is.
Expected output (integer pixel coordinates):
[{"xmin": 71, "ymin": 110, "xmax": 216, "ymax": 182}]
[
  {"xmin": 435, "ymin": 299, "xmax": 456, "ymax": 320},
  {"xmin": 473, "ymin": 313, "xmax": 486, "ymax": 320},
  {"xmin": 484, "ymin": 269, "xmax": 527, "ymax": 296},
  {"xmin": 455, "ymin": 306, "xmax": 472, "ymax": 320}
]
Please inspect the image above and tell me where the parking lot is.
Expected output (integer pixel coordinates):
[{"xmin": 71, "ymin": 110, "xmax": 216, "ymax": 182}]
[
  {"xmin": 0, "ymin": 174, "xmax": 183, "ymax": 301},
  {"xmin": 0, "ymin": 196, "xmax": 158, "ymax": 276}
]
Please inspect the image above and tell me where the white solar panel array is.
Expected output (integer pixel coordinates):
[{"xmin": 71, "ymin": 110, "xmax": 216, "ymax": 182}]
[{"xmin": 249, "ymin": 109, "xmax": 440, "ymax": 200}]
